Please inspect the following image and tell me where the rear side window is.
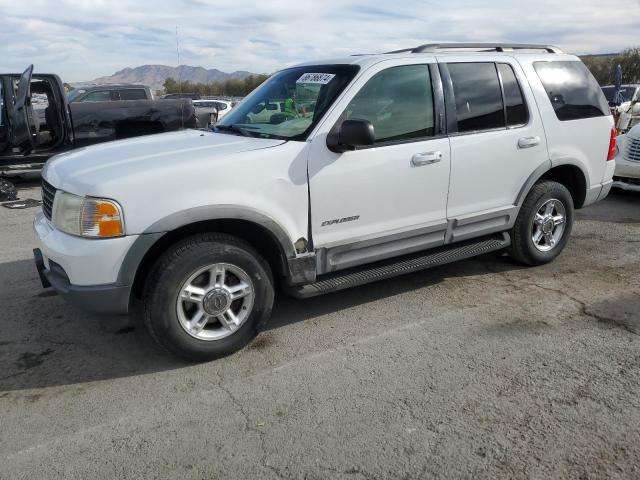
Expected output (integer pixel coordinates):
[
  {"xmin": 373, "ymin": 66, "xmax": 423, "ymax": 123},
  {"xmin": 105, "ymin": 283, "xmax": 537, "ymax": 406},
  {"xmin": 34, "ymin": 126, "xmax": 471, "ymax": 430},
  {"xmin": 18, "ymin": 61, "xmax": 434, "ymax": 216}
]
[
  {"xmin": 345, "ymin": 64, "xmax": 435, "ymax": 143},
  {"xmin": 498, "ymin": 64, "xmax": 528, "ymax": 127},
  {"xmin": 448, "ymin": 63, "xmax": 505, "ymax": 132},
  {"xmin": 119, "ymin": 89, "xmax": 147, "ymax": 100},
  {"xmin": 80, "ymin": 91, "xmax": 111, "ymax": 102},
  {"xmin": 534, "ymin": 61, "xmax": 609, "ymax": 121}
]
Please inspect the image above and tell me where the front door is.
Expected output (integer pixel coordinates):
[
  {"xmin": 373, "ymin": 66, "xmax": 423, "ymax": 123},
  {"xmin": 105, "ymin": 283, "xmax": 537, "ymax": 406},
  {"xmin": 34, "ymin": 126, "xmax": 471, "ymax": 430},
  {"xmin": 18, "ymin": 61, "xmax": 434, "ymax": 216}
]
[
  {"xmin": 308, "ymin": 61, "xmax": 451, "ymax": 273},
  {"xmin": 7, "ymin": 65, "xmax": 35, "ymax": 154}
]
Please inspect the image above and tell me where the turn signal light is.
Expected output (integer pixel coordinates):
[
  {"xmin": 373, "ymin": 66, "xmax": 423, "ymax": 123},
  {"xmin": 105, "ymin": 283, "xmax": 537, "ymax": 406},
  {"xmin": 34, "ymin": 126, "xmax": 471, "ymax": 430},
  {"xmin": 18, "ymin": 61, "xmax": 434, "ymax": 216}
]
[{"xmin": 81, "ymin": 199, "xmax": 124, "ymax": 237}]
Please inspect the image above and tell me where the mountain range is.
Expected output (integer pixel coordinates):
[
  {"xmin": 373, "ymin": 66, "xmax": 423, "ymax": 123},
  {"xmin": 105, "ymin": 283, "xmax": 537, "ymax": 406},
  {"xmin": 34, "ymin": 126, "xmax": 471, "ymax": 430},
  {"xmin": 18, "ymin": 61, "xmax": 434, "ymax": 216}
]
[{"xmin": 77, "ymin": 65, "xmax": 256, "ymax": 90}]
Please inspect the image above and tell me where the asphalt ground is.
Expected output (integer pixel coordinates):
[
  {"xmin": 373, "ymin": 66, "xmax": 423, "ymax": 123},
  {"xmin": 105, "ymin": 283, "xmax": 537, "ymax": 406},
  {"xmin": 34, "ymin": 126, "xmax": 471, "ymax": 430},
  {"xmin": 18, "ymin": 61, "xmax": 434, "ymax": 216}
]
[{"xmin": 1, "ymin": 181, "xmax": 639, "ymax": 479}]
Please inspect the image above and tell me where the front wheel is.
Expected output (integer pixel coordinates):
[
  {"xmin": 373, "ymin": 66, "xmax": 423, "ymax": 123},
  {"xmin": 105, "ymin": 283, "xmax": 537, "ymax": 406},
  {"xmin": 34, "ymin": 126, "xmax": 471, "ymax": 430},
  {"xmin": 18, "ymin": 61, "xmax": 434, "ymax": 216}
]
[
  {"xmin": 508, "ymin": 180, "xmax": 574, "ymax": 265},
  {"xmin": 142, "ymin": 233, "xmax": 274, "ymax": 362}
]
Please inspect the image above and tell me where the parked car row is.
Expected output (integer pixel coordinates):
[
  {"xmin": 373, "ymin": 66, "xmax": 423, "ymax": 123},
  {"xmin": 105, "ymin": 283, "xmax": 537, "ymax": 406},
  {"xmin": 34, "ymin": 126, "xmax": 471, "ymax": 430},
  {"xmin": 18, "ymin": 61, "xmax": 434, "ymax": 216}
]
[
  {"xmin": 0, "ymin": 67, "xmax": 243, "ymax": 184},
  {"xmin": 0, "ymin": 66, "xmax": 197, "ymax": 179},
  {"xmin": 68, "ymin": 87, "xmax": 237, "ymax": 127}
]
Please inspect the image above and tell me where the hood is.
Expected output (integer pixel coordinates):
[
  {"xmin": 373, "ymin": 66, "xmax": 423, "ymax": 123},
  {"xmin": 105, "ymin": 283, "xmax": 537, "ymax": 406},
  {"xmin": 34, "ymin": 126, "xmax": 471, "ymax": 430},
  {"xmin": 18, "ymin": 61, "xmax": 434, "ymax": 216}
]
[{"xmin": 43, "ymin": 129, "xmax": 285, "ymax": 192}]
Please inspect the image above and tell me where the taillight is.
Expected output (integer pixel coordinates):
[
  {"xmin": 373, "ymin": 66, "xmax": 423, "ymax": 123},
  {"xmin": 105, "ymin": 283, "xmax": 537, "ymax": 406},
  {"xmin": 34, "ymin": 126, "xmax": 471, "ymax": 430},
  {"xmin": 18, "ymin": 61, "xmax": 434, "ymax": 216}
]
[{"xmin": 607, "ymin": 127, "xmax": 616, "ymax": 161}]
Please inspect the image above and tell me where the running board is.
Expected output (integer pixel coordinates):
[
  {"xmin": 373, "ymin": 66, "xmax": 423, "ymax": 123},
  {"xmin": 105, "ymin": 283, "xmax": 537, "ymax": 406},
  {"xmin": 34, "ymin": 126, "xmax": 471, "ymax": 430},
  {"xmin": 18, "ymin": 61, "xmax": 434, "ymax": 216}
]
[{"xmin": 286, "ymin": 233, "xmax": 510, "ymax": 298}]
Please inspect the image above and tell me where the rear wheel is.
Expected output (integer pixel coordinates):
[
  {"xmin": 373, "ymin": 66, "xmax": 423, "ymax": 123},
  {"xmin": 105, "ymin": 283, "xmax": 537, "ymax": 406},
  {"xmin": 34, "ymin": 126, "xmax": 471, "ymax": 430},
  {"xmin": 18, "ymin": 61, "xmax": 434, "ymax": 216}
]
[
  {"xmin": 143, "ymin": 233, "xmax": 274, "ymax": 362},
  {"xmin": 508, "ymin": 180, "xmax": 574, "ymax": 265}
]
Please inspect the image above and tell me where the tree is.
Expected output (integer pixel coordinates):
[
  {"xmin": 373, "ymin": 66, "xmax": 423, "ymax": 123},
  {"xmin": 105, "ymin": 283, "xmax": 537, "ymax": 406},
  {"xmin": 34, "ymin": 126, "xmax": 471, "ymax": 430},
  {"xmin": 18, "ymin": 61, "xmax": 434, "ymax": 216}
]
[
  {"xmin": 581, "ymin": 47, "xmax": 640, "ymax": 85},
  {"xmin": 162, "ymin": 74, "xmax": 270, "ymax": 96}
]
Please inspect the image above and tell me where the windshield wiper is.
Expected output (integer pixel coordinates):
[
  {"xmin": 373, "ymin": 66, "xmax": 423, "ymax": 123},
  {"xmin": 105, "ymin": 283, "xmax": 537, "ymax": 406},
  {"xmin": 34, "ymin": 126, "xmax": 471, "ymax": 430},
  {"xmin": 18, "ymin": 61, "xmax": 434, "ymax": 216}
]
[{"xmin": 215, "ymin": 124, "xmax": 254, "ymax": 137}]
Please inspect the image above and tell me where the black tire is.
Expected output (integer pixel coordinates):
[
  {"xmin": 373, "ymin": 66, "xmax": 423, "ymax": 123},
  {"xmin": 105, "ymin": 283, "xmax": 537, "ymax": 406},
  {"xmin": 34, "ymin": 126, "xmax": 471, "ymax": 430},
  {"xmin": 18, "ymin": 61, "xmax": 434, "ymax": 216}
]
[
  {"xmin": 142, "ymin": 233, "xmax": 274, "ymax": 362},
  {"xmin": 508, "ymin": 180, "xmax": 574, "ymax": 265}
]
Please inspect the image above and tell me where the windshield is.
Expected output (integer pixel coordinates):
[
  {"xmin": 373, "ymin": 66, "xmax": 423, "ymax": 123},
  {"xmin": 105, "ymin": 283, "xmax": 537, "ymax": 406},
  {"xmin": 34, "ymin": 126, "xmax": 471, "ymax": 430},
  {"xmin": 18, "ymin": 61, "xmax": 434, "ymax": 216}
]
[
  {"xmin": 217, "ymin": 65, "xmax": 359, "ymax": 140},
  {"xmin": 67, "ymin": 89, "xmax": 85, "ymax": 102},
  {"xmin": 601, "ymin": 86, "xmax": 638, "ymax": 104}
]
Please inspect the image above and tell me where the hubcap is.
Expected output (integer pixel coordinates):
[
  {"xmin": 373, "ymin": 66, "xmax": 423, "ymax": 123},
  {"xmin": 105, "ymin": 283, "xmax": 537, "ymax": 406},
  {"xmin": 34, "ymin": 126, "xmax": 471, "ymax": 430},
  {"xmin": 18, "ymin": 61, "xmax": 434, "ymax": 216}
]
[
  {"xmin": 531, "ymin": 199, "xmax": 566, "ymax": 252},
  {"xmin": 176, "ymin": 263, "xmax": 255, "ymax": 341}
]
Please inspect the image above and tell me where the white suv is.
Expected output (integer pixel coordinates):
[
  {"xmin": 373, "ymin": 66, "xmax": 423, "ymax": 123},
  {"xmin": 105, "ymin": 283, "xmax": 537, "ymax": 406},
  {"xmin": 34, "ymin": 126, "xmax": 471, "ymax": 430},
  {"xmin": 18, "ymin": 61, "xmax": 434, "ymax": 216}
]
[{"xmin": 34, "ymin": 43, "xmax": 616, "ymax": 361}]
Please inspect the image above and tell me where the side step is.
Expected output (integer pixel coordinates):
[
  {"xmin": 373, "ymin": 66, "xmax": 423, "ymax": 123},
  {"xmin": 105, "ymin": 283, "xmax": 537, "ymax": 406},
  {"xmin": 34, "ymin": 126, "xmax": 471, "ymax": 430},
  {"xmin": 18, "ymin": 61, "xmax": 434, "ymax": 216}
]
[{"xmin": 287, "ymin": 233, "xmax": 510, "ymax": 298}]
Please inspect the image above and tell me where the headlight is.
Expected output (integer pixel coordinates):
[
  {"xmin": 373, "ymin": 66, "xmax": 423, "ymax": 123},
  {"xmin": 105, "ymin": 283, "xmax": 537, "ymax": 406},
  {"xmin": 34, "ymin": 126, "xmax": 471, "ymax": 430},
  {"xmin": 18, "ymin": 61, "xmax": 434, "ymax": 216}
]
[{"xmin": 52, "ymin": 191, "xmax": 125, "ymax": 238}]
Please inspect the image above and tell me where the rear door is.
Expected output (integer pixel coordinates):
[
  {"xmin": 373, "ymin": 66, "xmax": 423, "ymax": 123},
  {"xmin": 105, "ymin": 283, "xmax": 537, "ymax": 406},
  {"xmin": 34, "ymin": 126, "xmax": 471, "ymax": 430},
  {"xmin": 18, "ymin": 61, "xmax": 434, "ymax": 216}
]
[
  {"xmin": 7, "ymin": 65, "xmax": 35, "ymax": 153},
  {"xmin": 438, "ymin": 56, "xmax": 549, "ymax": 241}
]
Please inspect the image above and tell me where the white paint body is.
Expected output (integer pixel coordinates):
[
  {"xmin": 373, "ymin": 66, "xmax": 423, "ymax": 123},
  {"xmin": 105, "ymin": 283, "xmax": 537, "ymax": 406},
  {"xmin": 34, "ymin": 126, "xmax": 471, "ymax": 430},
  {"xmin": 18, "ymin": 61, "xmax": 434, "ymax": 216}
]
[{"xmin": 36, "ymin": 51, "xmax": 615, "ymax": 287}]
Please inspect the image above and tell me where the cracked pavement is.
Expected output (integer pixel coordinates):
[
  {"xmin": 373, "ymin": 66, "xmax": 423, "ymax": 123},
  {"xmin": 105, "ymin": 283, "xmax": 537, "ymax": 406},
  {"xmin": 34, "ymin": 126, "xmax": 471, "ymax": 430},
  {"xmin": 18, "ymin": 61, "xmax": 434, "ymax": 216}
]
[{"xmin": 1, "ymin": 183, "xmax": 640, "ymax": 479}]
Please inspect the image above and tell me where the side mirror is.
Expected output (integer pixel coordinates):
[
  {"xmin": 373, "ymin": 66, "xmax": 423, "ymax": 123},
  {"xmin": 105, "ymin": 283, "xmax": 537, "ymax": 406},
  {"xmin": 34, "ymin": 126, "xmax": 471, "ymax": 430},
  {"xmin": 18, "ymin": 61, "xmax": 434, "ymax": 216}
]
[{"xmin": 327, "ymin": 119, "xmax": 375, "ymax": 153}]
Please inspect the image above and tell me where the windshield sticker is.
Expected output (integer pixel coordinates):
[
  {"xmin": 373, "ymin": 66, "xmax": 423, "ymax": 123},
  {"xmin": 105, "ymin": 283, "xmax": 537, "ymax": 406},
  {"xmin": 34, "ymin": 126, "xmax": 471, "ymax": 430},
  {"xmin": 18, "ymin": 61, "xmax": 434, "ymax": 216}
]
[{"xmin": 296, "ymin": 73, "xmax": 336, "ymax": 85}]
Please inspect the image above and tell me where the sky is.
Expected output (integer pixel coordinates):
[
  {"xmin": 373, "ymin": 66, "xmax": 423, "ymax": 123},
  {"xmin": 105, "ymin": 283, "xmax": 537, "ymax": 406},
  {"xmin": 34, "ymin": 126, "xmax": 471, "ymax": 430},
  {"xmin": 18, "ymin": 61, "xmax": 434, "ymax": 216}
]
[{"xmin": 1, "ymin": 0, "xmax": 639, "ymax": 82}]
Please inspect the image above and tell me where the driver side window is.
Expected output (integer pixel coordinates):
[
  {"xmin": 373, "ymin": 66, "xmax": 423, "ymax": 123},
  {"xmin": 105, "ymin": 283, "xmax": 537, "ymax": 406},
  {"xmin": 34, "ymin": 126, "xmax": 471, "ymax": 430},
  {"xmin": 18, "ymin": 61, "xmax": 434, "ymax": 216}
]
[{"xmin": 344, "ymin": 65, "xmax": 435, "ymax": 144}]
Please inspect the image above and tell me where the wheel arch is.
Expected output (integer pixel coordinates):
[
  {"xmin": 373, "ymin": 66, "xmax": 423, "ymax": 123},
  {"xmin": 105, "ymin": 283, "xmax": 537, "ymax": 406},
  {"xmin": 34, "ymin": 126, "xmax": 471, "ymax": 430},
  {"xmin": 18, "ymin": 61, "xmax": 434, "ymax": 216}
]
[
  {"xmin": 516, "ymin": 161, "xmax": 589, "ymax": 210},
  {"xmin": 120, "ymin": 207, "xmax": 297, "ymax": 300}
]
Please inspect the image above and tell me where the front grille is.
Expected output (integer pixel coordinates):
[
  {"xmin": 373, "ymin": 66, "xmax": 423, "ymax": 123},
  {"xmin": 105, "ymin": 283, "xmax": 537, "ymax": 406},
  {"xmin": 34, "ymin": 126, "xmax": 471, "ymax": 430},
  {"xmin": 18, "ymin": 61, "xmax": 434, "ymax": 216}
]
[
  {"xmin": 41, "ymin": 179, "xmax": 57, "ymax": 221},
  {"xmin": 624, "ymin": 137, "xmax": 640, "ymax": 163}
]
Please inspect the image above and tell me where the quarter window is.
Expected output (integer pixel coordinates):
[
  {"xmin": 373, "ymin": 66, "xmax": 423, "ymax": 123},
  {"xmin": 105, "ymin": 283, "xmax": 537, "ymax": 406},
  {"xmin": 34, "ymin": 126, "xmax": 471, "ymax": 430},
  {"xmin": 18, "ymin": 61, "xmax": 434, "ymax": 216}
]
[
  {"xmin": 448, "ymin": 63, "xmax": 505, "ymax": 133},
  {"xmin": 119, "ymin": 89, "xmax": 147, "ymax": 100},
  {"xmin": 344, "ymin": 65, "xmax": 435, "ymax": 143},
  {"xmin": 497, "ymin": 64, "xmax": 528, "ymax": 127},
  {"xmin": 534, "ymin": 61, "xmax": 609, "ymax": 121}
]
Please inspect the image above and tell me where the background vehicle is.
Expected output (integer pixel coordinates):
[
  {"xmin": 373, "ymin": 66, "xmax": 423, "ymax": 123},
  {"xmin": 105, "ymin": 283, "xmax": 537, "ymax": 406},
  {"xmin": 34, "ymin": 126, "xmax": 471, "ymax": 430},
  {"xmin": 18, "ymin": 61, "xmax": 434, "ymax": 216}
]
[
  {"xmin": 192, "ymin": 99, "xmax": 233, "ymax": 126},
  {"xmin": 601, "ymin": 84, "xmax": 639, "ymax": 107},
  {"xmin": 0, "ymin": 65, "xmax": 197, "ymax": 180},
  {"xmin": 67, "ymin": 84, "xmax": 154, "ymax": 102},
  {"xmin": 601, "ymin": 84, "xmax": 640, "ymax": 134},
  {"xmin": 245, "ymin": 100, "xmax": 286, "ymax": 123},
  {"xmin": 613, "ymin": 125, "xmax": 640, "ymax": 191},
  {"xmin": 34, "ymin": 44, "xmax": 615, "ymax": 361}
]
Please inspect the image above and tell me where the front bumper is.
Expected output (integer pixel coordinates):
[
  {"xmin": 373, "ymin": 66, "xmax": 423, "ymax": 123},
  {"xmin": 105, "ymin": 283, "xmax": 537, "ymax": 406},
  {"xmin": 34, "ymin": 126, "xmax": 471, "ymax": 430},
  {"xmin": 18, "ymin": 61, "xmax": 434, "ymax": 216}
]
[
  {"xmin": 614, "ymin": 157, "xmax": 640, "ymax": 180},
  {"xmin": 33, "ymin": 248, "xmax": 131, "ymax": 315},
  {"xmin": 33, "ymin": 210, "xmax": 138, "ymax": 315}
]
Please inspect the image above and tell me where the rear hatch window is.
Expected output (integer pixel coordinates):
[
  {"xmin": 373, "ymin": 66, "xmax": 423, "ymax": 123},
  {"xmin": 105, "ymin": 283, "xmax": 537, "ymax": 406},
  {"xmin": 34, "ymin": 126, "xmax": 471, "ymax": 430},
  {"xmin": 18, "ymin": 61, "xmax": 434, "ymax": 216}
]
[{"xmin": 534, "ymin": 61, "xmax": 609, "ymax": 121}]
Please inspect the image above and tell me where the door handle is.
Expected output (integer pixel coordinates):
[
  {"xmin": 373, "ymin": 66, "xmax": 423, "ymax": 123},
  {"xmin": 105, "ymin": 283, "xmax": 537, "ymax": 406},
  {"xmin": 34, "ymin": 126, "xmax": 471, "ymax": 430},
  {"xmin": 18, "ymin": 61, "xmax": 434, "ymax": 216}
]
[
  {"xmin": 518, "ymin": 136, "xmax": 541, "ymax": 149},
  {"xmin": 411, "ymin": 151, "xmax": 442, "ymax": 167}
]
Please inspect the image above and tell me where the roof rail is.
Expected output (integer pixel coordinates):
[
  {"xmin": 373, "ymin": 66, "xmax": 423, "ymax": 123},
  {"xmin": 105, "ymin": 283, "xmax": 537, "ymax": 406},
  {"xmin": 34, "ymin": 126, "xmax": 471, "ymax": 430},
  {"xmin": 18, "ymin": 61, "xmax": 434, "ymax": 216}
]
[{"xmin": 385, "ymin": 43, "xmax": 563, "ymax": 54}]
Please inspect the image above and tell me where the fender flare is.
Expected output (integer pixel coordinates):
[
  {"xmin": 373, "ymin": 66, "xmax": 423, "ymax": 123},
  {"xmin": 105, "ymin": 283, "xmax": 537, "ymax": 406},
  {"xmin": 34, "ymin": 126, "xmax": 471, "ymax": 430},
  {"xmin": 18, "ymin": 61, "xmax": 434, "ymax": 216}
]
[
  {"xmin": 117, "ymin": 205, "xmax": 297, "ymax": 288},
  {"xmin": 514, "ymin": 160, "xmax": 590, "ymax": 209}
]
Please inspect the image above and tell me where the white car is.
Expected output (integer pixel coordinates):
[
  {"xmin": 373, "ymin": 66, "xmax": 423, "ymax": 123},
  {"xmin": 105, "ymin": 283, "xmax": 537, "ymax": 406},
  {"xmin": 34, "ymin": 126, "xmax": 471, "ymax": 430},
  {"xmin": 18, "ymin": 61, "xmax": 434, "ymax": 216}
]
[
  {"xmin": 613, "ymin": 125, "xmax": 640, "ymax": 191},
  {"xmin": 34, "ymin": 43, "xmax": 615, "ymax": 361},
  {"xmin": 192, "ymin": 99, "xmax": 233, "ymax": 126}
]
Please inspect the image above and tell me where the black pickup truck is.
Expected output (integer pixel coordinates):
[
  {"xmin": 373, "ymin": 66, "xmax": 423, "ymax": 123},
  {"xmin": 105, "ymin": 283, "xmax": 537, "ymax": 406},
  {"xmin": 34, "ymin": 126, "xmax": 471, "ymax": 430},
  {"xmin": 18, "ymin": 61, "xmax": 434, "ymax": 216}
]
[{"xmin": 0, "ymin": 65, "xmax": 197, "ymax": 180}]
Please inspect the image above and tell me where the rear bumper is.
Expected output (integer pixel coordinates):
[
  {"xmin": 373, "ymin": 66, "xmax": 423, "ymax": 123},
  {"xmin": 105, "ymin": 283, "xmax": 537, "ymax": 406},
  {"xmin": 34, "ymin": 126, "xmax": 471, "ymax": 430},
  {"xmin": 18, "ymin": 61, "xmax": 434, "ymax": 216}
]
[
  {"xmin": 583, "ymin": 179, "xmax": 614, "ymax": 207},
  {"xmin": 33, "ymin": 248, "xmax": 131, "ymax": 315}
]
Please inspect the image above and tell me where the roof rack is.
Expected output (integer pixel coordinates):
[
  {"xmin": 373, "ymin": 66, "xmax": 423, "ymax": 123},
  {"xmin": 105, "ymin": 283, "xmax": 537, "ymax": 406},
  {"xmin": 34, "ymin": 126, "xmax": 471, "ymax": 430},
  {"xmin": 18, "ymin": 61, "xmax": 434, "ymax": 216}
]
[{"xmin": 386, "ymin": 43, "xmax": 563, "ymax": 54}]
